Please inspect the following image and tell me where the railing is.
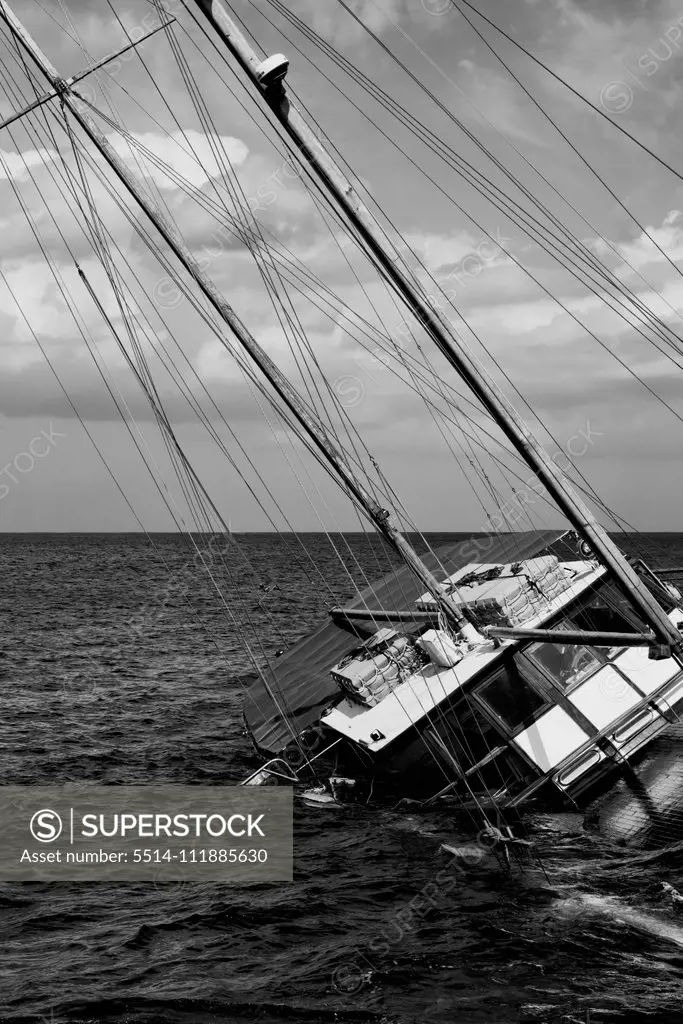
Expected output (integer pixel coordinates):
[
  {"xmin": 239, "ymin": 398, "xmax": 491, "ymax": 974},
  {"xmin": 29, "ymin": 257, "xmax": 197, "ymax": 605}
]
[
  {"xmin": 240, "ymin": 739, "xmax": 344, "ymax": 787},
  {"xmin": 240, "ymin": 759, "xmax": 299, "ymax": 786}
]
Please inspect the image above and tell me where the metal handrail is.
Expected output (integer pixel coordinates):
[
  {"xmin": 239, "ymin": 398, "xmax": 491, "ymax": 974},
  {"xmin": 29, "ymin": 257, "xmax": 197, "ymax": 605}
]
[
  {"xmin": 240, "ymin": 758, "xmax": 299, "ymax": 786},
  {"xmin": 240, "ymin": 739, "xmax": 344, "ymax": 787}
]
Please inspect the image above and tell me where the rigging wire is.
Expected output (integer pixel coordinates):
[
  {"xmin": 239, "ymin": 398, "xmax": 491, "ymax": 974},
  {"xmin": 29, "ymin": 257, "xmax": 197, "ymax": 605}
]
[
  {"xmin": 61, "ymin": 98, "xmax": 314, "ymax": 756},
  {"xmin": 454, "ymin": 0, "xmax": 683, "ymax": 191},
  {"xmin": 176, "ymin": 0, "xmax": 593, "ymax": 561},
  {"xmin": 172, "ymin": 11, "xmax": 517, "ymax": 546},
  {"xmin": 63, "ymin": 6, "xmax": 581, "ymax": 528},
  {"xmin": 63, "ymin": 22, "xmax": 532, "ymax": 569},
  {"xmin": 240, "ymin": 0, "xmax": 675, "ymax": 536},
  {"xmin": 0, "ymin": 12, "xmax": 630, "ymax": 552},
  {"xmin": 0, "ymin": 55, "xmax": 346, "ymax": 608},
  {"xmin": 69, "ymin": 8, "xmax": 507, "ymax": 790},
  {"xmin": 160, "ymin": 9, "xmax": 389, "ymax": 518},
  {"xmin": 342, "ymin": 0, "xmax": 683, "ymax": 327},
  {"xmin": 0, "ymin": 32, "xmax": 411, "ymax": 626},
  {"xmin": 0, "ymin": 8, "xmax": 643, "ymax": 561},
  {"xmin": 451, "ymin": 0, "xmax": 683, "ymax": 297},
  {"xmin": 0, "ymin": 2, "xmax": 626, "ymax": 815},
  {"xmin": 174, "ymin": 0, "xmax": 516, "ymax": 535},
  {"xmin": 190, "ymin": 9, "xmax": 563, "ymax": 801},
  {"xmin": 263, "ymin": 0, "xmax": 683, "ymax": 392},
  {"xmin": 0, "ymin": 36, "xmax": 332, "ymax": 760},
  {"xmin": 0, "ymin": 157, "xmax": 272, "ymax": 714}
]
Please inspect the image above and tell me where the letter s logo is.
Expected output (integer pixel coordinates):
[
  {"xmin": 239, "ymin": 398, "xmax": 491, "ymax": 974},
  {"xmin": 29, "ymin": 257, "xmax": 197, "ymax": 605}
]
[{"xmin": 30, "ymin": 809, "xmax": 63, "ymax": 843}]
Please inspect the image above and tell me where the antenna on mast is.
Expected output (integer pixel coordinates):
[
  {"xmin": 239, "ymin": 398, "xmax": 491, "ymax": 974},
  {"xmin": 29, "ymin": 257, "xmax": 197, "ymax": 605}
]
[{"xmin": 187, "ymin": 0, "xmax": 683, "ymax": 659}]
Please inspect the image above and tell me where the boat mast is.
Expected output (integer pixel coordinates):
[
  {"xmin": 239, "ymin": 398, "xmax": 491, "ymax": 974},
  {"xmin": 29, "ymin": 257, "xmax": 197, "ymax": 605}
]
[
  {"xmin": 0, "ymin": 0, "xmax": 478, "ymax": 638},
  {"xmin": 189, "ymin": 0, "xmax": 683, "ymax": 655}
]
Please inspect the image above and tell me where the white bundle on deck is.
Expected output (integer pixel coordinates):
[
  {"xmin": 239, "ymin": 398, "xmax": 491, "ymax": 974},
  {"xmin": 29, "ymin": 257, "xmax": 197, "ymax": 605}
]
[{"xmin": 416, "ymin": 556, "xmax": 570, "ymax": 629}]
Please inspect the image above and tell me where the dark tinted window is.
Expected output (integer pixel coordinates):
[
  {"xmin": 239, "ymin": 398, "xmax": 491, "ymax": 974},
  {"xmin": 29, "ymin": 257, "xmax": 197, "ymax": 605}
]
[
  {"xmin": 526, "ymin": 620, "xmax": 601, "ymax": 691},
  {"xmin": 570, "ymin": 594, "xmax": 637, "ymax": 633},
  {"xmin": 477, "ymin": 662, "xmax": 547, "ymax": 731},
  {"xmin": 568, "ymin": 585, "xmax": 646, "ymax": 658}
]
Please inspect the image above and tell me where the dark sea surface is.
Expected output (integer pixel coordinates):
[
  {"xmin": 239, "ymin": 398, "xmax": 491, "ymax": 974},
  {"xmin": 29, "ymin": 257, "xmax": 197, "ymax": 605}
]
[{"xmin": 1, "ymin": 531, "xmax": 683, "ymax": 1024}]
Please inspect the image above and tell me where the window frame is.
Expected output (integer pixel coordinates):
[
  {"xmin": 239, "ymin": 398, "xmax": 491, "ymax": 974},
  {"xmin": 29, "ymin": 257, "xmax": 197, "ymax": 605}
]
[
  {"xmin": 519, "ymin": 581, "xmax": 649, "ymax": 694},
  {"xmin": 566, "ymin": 582, "xmax": 649, "ymax": 662},
  {"xmin": 472, "ymin": 661, "xmax": 553, "ymax": 736},
  {"xmin": 523, "ymin": 618, "xmax": 605, "ymax": 695}
]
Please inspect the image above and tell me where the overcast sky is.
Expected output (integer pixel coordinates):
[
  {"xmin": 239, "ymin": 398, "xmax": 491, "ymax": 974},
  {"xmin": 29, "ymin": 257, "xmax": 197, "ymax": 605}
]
[{"xmin": 1, "ymin": 0, "xmax": 683, "ymax": 532}]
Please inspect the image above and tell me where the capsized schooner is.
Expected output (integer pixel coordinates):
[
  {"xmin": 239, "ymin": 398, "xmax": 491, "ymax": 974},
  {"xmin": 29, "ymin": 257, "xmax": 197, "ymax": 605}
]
[
  {"xmin": 244, "ymin": 529, "xmax": 683, "ymax": 841},
  {"xmin": 2, "ymin": 0, "xmax": 682, "ymax": 846},
  {"xmin": 197, "ymin": 0, "xmax": 683, "ymax": 842}
]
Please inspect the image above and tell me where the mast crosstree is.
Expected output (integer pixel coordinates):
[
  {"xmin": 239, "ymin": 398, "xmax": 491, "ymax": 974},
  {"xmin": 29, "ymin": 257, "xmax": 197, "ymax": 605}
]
[
  {"xmin": 0, "ymin": 18, "xmax": 176, "ymax": 134},
  {"xmin": 0, "ymin": 0, "xmax": 479, "ymax": 639},
  {"xmin": 0, "ymin": 0, "xmax": 679, "ymax": 655}
]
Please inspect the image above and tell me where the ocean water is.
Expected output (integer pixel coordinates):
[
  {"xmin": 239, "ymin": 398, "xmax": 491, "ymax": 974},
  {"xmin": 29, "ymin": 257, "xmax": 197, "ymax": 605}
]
[{"xmin": 1, "ymin": 531, "xmax": 683, "ymax": 1024}]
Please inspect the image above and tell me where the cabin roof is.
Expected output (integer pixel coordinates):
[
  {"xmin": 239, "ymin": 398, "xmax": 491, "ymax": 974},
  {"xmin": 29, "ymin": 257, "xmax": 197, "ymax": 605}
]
[{"xmin": 243, "ymin": 530, "xmax": 568, "ymax": 754}]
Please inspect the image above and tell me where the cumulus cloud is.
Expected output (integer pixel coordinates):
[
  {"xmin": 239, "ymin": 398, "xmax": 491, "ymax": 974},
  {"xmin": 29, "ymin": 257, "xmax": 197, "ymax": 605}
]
[
  {"xmin": 0, "ymin": 145, "xmax": 58, "ymax": 181},
  {"xmin": 279, "ymin": 0, "xmax": 433, "ymax": 46},
  {"xmin": 109, "ymin": 129, "xmax": 249, "ymax": 191},
  {"xmin": 3, "ymin": 0, "xmax": 683, "ymax": 529}
]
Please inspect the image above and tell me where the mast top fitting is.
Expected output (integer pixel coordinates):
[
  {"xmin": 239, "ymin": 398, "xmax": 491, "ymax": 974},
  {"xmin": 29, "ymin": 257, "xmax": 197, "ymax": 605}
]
[{"xmin": 256, "ymin": 54, "xmax": 289, "ymax": 90}]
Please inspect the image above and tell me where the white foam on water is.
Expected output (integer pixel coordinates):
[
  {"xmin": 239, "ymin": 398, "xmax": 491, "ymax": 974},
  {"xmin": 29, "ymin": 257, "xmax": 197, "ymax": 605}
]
[{"xmin": 557, "ymin": 892, "xmax": 683, "ymax": 948}]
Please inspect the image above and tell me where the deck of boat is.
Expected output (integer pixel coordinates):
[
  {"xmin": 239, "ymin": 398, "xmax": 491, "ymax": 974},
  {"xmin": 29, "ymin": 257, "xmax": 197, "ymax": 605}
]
[{"xmin": 243, "ymin": 530, "xmax": 567, "ymax": 754}]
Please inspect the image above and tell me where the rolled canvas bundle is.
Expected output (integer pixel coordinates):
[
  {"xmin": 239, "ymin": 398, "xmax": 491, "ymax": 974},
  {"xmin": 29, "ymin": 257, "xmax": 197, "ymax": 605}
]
[{"xmin": 418, "ymin": 556, "xmax": 572, "ymax": 629}]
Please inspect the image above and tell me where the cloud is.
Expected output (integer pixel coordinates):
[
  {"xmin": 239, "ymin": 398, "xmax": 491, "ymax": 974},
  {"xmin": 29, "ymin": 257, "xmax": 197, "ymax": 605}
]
[
  {"xmin": 109, "ymin": 129, "xmax": 249, "ymax": 191},
  {"xmin": 281, "ymin": 0, "xmax": 425, "ymax": 46},
  {"xmin": 569, "ymin": 0, "xmax": 666, "ymax": 22},
  {"xmin": 0, "ymin": 145, "xmax": 58, "ymax": 181},
  {"xmin": 4, "ymin": 0, "xmax": 683, "ymax": 530},
  {"xmin": 602, "ymin": 209, "xmax": 683, "ymax": 271},
  {"xmin": 448, "ymin": 60, "xmax": 551, "ymax": 146}
]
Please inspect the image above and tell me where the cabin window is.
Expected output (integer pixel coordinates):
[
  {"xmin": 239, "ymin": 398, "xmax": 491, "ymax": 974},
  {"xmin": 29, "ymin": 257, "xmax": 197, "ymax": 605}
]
[
  {"xmin": 566, "ymin": 584, "xmax": 647, "ymax": 659},
  {"xmin": 526, "ymin": 620, "xmax": 601, "ymax": 692},
  {"xmin": 475, "ymin": 662, "xmax": 548, "ymax": 732}
]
